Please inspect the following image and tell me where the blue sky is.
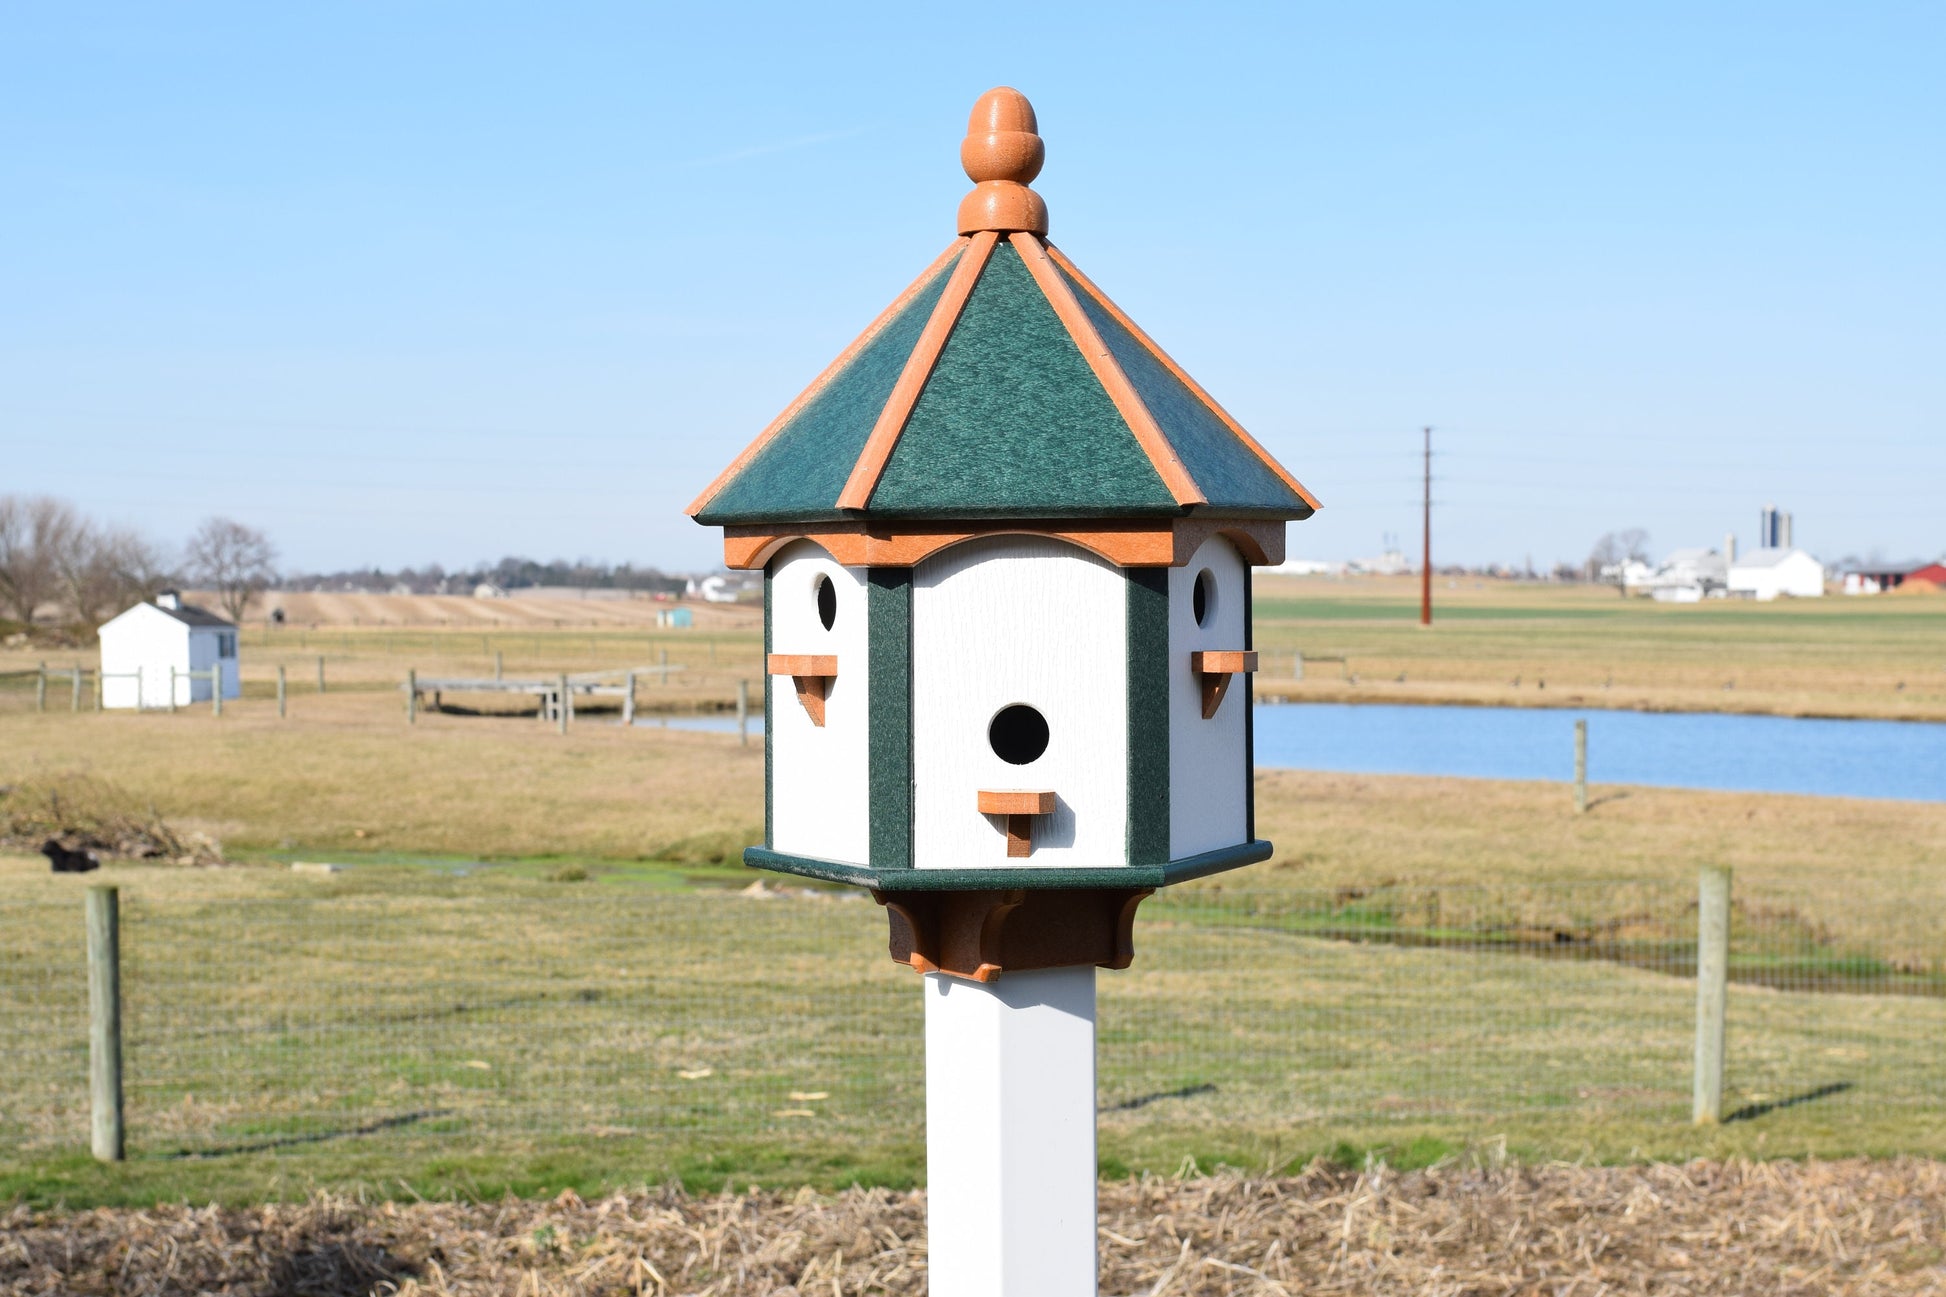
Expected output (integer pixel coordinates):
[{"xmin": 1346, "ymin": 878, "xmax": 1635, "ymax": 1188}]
[{"xmin": 4, "ymin": 2, "xmax": 1940, "ymax": 574}]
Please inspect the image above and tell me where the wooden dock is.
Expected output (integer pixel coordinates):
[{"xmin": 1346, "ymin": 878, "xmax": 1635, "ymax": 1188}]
[{"xmin": 404, "ymin": 666, "xmax": 681, "ymax": 726}]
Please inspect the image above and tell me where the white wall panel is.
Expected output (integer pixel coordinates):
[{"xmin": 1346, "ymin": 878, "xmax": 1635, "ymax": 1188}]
[
  {"xmin": 1167, "ymin": 536, "xmax": 1250, "ymax": 857},
  {"xmin": 768, "ymin": 541, "xmax": 871, "ymax": 865},
  {"xmin": 912, "ymin": 536, "xmax": 1127, "ymax": 870}
]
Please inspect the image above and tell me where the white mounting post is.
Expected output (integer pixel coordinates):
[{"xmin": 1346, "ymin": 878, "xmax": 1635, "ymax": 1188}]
[{"xmin": 925, "ymin": 965, "xmax": 1097, "ymax": 1297}]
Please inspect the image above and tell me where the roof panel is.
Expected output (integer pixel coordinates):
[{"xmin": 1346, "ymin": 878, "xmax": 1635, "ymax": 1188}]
[
  {"xmin": 696, "ymin": 251, "xmax": 961, "ymax": 524},
  {"xmin": 866, "ymin": 240, "xmax": 1175, "ymax": 517},
  {"xmin": 1060, "ymin": 262, "xmax": 1309, "ymax": 515}
]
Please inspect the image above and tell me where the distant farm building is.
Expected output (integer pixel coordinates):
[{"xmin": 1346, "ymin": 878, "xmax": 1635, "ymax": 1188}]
[
  {"xmin": 473, "ymin": 582, "xmax": 508, "ymax": 599},
  {"xmin": 1728, "ymin": 548, "xmax": 1825, "ymax": 600},
  {"xmin": 1843, "ymin": 561, "xmax": 1946, "ymax": 595},
  {"xmin": 98, "ymin": 591, "xmax": 240, "ymax": 709},
  {"xmin": 687, "ymin": 574, "xmax": 758, "ymax": 604},
  {"xmin": 1647, "ymin": 548, "xmax": 1728, "ymax": 602},
  {"xmin": 656, "ymin": 606, "xmax": 694, "ymax": 629}
]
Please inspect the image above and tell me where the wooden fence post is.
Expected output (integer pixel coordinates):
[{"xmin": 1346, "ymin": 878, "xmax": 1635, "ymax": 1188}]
[
  {"xmin": 86, "ymin": 886, "xmax": 125, "ymax": 1162},
  {"xmin": 211, "ymin": 665, "xmax": 222, "ymax": 718},
  {"xmin": 36, "ymin": 662, "xmax": 47, "ymax": 712},
  {"xmin": 1292, "ymin": 650, "xmax": 1304, "ymax": 682},
  {"xmin": 737, "ymin": 678, "xmax": 750, "ymax": 747},
  {"xmin": 659, "ymin": 648, "xmax": 670, "ymax": 685},
  {"xmin": 558, "ymin": 673, "xmax": 569, "ymax": 735},
  {"xmin": 277, "ymin": 665, "xmax": 287, "ymax": 718},
  {"xmin": 406, "ymin": 669, "xmax": 417, "ymax": 725},
  {"xmin": 622, "ymin": 671, "xmax": 637, "ymax": 725},
  {"xmin": 133, "ymin": 666, "xmax": 143, "ymax": 711},
  {"xmin": 317, "ymin": 655, "xmax": 326, "ymax": 693},
  {"xmin": 494, "ymin": 650, "xmax": 503, "ymax": 681},
  {"xmin": 168, "ymin": 666, "xmax": 178, "ymax": 714},
  {"xmin": 1573, "ymin": 719, "xmax": 1588, "ymax": 814},
  {"xmin": 71, "ymin": 665, "xmax": 83, "ymax": 712},
  {"xmin": 1694, "ymin": 866, "xmax": 1731, "ymax": 1124},
  {"xmin": 95, "ymin": 666, "xmax": 105, "ymax": 711}
]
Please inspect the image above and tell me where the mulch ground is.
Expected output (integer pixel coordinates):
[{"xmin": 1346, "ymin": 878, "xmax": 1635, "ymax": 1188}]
[{"xmin": 4, "ymin": 1159, "xmax": 1943, "ymax": 1295}]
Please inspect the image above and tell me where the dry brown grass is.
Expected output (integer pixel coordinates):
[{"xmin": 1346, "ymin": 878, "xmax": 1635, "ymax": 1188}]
[
  {"xmin": 4, "ymin": 1160, "xmax": 1942, "ymax": 1295},
  {"xmin": 1252, "ymin": 574, "xmax": 1946, "ymax": 721}
]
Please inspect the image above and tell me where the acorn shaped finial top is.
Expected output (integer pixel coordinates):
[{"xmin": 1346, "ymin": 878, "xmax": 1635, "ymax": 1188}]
[{"xmin": 958, "ymin": 87, "xmax": 1048, "ymax": 236}]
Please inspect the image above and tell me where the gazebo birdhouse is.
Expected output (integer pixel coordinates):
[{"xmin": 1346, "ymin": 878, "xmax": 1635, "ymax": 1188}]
[
  {"xmin": 690, "ymin": 86, "xmax": 1317, "ymax": 1296},
  {"xmin": 691, "ymin": 88, "xmax": 1316, "ymax": 979}
]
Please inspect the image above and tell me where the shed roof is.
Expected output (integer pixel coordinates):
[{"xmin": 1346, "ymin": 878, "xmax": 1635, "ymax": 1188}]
[
  {"xmin": 690, "ymin": 90, "xmax": 1316, "ymax": 529},
  {"xmin": 154, "ymin": 600, "xmax": 234, "ymax": 628}
]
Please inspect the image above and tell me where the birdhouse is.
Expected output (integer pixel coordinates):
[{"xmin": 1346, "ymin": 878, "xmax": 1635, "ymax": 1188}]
[{"xmin": 689, "ymin": 88, "xmax": 1317, "ymax": 982}]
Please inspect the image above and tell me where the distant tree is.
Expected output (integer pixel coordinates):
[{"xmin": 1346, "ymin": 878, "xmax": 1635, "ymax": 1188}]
[
  {"xmin": 185, "ymin": 517, "xmax": 278, "ymax": 624},
  {"xmin": 1618, "ymin": 528, "xmax": 1652, "ymax": 563},
  {"xmin": 55, "ymin": 523, "xmax": 172, "ymax": 626},
  {"xmin": 0, "ymin": 495, "xmax": 79, "ymax": 623}
]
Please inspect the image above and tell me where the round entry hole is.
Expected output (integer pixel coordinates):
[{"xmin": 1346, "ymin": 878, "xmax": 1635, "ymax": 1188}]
[
  {"xmin": 988, "ymin": 704, "xmax": 1049, "ymax": 766},
  {"xmin": 1193, "ymin": 569, "xmax": 1217, "ymax": 627},
  {"xmin": 815, "ymin": 575, "xmax": 837, "ymax": 631}
]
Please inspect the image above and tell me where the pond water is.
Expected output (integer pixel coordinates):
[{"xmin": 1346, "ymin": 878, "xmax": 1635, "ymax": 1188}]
[
  {"xmin": 649, "ymin": 705, "xmax": 1946, "ymax": 803},
  {"xmin": 1252, "ymin": 703, "xmax": 1945, "ymax": 803}
]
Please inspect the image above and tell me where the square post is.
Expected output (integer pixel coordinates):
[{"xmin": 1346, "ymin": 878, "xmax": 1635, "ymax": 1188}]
[
  {"xmin": 211, "ymin": 665, "xmax": 222, "ymax": 717},
  {"xmin": 925, "ymin": 967, "xmax": 1097, "ymax": 1297},
  {"xmin": 1693, "ymin": 865, "xmax": 1731, "ymax": 1124},
  {"xmin": 406, "ymin": 668, "xmax": 417, "ymax": 725},
  {"xmin": 86, "ymin": 886, "xmax": 124, "ymax": 1162},
  {"xmin": 277, "ymin": 664, "xmax": 287, "ymax": 717},
  {"xmin": 1574, "ymin": 718, "xmax": 1588, "ymax": 813}
]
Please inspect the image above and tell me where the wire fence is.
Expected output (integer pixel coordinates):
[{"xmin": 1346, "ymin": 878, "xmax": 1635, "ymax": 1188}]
[{"xmin": 2, "ymin": 879, "xmax": 1940, "ymax": 1167}]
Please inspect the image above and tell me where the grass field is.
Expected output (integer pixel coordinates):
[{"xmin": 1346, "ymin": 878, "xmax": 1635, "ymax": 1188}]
[
  {"xmin": 4, "ymin": 855, "xmax": 1943, "ymax": 1209},
  {"xmin": 2, "ymin": 597, "xmax": 1942, "ymax": 1208},
  {"xmin": 6, "ymin": 575, "xmax": 1945, "ymax": 723},
  {"xmin": 1251, "ymin": 574, "xmax": 1946, "ymax": 721}
]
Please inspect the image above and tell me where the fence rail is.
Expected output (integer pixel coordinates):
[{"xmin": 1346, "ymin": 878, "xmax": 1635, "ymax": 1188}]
[{"xmin": 1, "ymin": 877, "xmax": 1939, "ymax": 1166}]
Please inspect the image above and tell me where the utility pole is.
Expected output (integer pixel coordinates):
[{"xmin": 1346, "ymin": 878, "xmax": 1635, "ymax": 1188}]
[{"xmin": 1420, "ymin": 426, "xmax": 1433, "ymax": 627}]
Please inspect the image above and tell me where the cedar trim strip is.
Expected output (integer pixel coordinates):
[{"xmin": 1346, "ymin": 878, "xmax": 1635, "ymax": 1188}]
[
  {"xmin": 834, "ymin": 229, "xmax": 1000, "ymax": 511},
  {"xmin": 1045, "ymin": 241, "xmax": 1322, "ymax": 511},
  {"xmin": 720, "ymin": 516, "xmax": 1284, "ymax": 571},
  {"xmin": 1010, "ymin": 232, "xmax": 1205, "ymax": 507},
  {"xmin": 685, "ymin": 238, "xmax": 968, "ymax": 517}
]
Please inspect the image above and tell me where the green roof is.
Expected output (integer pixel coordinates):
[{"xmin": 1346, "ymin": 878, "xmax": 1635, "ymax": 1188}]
[{"xmin": 691, "ymin": 232, "xmax": 1316, "ymax": 526}]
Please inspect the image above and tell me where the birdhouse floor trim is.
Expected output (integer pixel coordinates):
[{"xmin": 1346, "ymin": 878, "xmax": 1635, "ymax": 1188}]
[
  {"xmin": 742, "ymin": 839, "xmax": 1272, "ymax": 892},
  {"xmin": 876, "ymin": 886, "xmax": 1153, "ymax": 982},
  {"xmin": 720, "ymin": 516, "xmax": 1284, "ymax": 570}
]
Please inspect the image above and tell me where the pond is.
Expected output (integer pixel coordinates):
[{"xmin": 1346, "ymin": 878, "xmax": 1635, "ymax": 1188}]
[
  {"xmin": 1252, "ymin": 702, "xmax": 1946, "ymax": 803},
  {"xmin": 648, "ymin": 704, "xmax": 1946, "ymax": 803}
]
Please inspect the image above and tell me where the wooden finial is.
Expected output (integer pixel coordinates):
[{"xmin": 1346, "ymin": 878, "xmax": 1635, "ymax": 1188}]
[{"xmin": 958, "ymin": 87, "xmax": 1048, "ymax": 236}]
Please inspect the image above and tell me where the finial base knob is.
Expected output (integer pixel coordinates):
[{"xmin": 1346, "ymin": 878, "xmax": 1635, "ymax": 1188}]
[{"xmin": 958, "ymin": 181, "xmax": 1048, "ymax": 236}]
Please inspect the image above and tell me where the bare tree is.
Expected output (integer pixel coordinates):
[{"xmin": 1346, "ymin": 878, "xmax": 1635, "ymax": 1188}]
[
  {"xmin": 184, "ymin": 517, "xmax": 278, "ymax": 624},
  {"xmin": 57, "ymin": 524, "xmax": 172, "ymax": 626},
  {"xmin": 0, "ymin": 496, "xmax": 82, "ymax": 624},
  {"xmin": 1618, "ymin": 528, "xmax": 1652, "ymax": 563},
  {"xmin": 1586, "ymin": 533, "xmax": 1620, "ymax": 584}
]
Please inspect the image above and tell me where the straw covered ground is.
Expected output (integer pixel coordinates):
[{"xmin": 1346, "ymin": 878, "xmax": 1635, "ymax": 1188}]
[{"xmin": 5, "ymin": 1159, "xmax": 1943, "ymax": 1295}]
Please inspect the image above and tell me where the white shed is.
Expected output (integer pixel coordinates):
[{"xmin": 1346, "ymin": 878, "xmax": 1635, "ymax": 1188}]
[
  {"xmin": 98, "ymin": 591, "xmax": 241, "ymax": 709},
  {"xmin": 1728, "ymin": 548, "xmax": 1825, "ymax": 600}
]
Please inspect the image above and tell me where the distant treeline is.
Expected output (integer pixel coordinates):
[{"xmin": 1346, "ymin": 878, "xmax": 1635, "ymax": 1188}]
[{"xmin": 278, "ymin": 558, "xmax": 689, "ymax": 596}]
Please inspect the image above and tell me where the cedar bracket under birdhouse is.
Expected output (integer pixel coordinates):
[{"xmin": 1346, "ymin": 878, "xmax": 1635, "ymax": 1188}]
[
  {"xmin": 766, "ymin": 654, "xmax": 837, "ymax": 726},
  {"xmin": 977, "ymin": 789, "xmax": 1056, "ymax": 858},
  {"xmin": 873, "ymin": 887, "xmax": 1154, "ymax": 983},
  {"xmin": 1190, "ymin": 650, "xmax": 1259, "ymax": 719}
]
